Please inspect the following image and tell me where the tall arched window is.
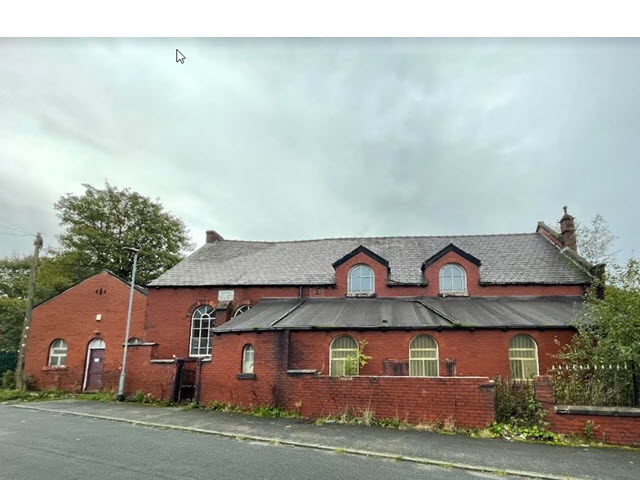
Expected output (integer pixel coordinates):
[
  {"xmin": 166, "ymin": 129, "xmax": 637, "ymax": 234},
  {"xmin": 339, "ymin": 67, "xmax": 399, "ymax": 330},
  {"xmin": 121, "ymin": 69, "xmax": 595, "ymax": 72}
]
[
  {"xmin": 242, "ymin": 344, "xmax": 254, "ymax": 373},
  {"xmin": 509, "ymin": 334, "xmax": 539, "ymax": 380},
  {"xmin": 190, "ymin": 305, "xmax": 215, "ymax": 357},
  {"xmin": 48, "ymin": 339, "xmax": 67, "ymax": 367},
  {"xmin": 409, "ymin": 335, "xmax": 439, "ymax": 377},
  {"xmin": 348, "ymin": 264, "xmax": 375, "ymax": 295},
  {"xmin": 439, "ymin": 264, "xmax": 467, "ymax": 295},
  {"xmin": 329, "ymin": 335, "xmax": 359, "ymax": 376}
]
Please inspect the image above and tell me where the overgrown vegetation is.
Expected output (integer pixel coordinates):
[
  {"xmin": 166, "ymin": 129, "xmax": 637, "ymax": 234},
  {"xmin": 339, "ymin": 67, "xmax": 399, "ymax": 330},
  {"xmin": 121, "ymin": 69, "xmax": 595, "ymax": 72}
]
[
  {"xmin": 2, "ymin": 370, "xmax": 16, "ymax": 389},
  {"xmin": 494, "ymin": 377, "xmax": 546, "ymax": 428},
  {"xmin": 314, "ymin": 408, "xmax": 410, "ymax": 429},
  {"xmin": 553, "ymin": 216, "xmax": 640, "ymax": 407},
  {"xmin": 491, "ymin": 376, "xmax": 557, "ymax": 441},
  {"xmin": 207, "ymin": 400, "xmax": 300, "ymax": 418},
  {"xmin": 343, "ymin": 340, "xmax": 372, "ymax": 376}
]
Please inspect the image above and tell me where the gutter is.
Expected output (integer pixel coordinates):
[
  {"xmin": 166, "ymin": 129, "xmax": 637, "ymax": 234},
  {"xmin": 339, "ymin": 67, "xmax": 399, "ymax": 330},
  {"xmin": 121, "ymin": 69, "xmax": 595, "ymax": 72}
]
[{"xmin": 214, "ymin": 324, "xmax": 576, "ymax": 334}]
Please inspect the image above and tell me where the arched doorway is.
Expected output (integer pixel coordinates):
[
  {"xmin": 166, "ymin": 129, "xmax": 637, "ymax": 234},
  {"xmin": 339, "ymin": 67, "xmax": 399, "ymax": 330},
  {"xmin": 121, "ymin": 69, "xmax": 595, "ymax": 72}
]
[{"xmin": 83, "ymin": 339, "xmax": 106, "ymax": 391}]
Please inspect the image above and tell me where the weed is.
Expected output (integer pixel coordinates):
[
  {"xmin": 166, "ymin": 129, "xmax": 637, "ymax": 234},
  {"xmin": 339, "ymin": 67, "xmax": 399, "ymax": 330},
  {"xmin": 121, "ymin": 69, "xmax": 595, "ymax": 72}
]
[
  {"xmin": 2, "ymin": 370, "xmax": 16, "ymax": 389},
  {"xmin": 583, "ymin": 420, "xmax": 595, "ymax": 441}
]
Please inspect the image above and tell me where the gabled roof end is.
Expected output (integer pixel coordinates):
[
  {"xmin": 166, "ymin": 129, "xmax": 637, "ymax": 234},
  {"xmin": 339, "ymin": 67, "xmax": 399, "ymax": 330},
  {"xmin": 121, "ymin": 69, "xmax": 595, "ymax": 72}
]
[{"xmin": 421, "ymin": 243, "xmax": 482, "ymax": 271}]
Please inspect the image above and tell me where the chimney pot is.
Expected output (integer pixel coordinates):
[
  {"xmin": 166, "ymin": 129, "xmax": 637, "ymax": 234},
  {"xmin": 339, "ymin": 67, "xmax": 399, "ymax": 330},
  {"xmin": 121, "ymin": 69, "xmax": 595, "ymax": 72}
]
[
  {"xmin": 559, "ymin": 206, "xmax": 577, "ymax": 251},
  {"xmin": 206, "ymin": 230, "xmax": 224, "ymax": 243}
]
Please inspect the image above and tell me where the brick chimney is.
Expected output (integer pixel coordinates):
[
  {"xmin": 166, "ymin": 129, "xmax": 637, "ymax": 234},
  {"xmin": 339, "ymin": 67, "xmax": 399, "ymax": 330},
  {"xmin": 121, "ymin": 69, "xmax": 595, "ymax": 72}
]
[
  {"xmin": 559, "ymin": 206, "xmax": 577, "ymax": 251},
  {"xmin": 206, "ymin": 230, "xmax": 223, "ymax": 243}
]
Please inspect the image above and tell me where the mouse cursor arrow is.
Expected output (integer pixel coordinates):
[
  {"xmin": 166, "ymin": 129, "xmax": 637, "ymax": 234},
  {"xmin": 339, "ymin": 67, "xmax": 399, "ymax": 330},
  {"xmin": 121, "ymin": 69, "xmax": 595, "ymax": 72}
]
[{"xmin": 176, "ymin": 49, "xmax": 186, "ymax": 64}]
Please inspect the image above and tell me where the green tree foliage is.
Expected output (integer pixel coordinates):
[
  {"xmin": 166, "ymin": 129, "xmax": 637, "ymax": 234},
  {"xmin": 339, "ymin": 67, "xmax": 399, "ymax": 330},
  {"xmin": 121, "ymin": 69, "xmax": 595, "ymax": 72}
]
[
  {"xmin": 54, "ymin": 183, "xmax": 194, "ymax": 285},
  {"xmin": 566, "ymin": 258, "xmax": 640, "ymax": 366},
  {"xmin": 0, "ymin": 253, "xmax": 75, "ymax": 352},
  {"xmin": 576, "ymin": 214, "xmax": 619, "ymax": 269},
  {"xmin": 553, "ymin": 216, "xmax": 640, "ymax": 405},
  {"xmin": 0, "ymin": 298, "xmax": 25, "ymax": 352}
]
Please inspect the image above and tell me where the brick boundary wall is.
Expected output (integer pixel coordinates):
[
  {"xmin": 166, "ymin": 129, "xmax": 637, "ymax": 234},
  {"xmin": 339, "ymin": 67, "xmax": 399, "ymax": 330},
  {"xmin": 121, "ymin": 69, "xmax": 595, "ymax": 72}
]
[
  {"xmin": 534, "ymin": 376, "xmax": 640, "ymax": 447},
  {"xmin": 279, "ymin": 375, "xmax": 496, "ymax": 428},
  {"xmin": 124, "ymin": 347, "xmax": 175, "ymax": 400}
]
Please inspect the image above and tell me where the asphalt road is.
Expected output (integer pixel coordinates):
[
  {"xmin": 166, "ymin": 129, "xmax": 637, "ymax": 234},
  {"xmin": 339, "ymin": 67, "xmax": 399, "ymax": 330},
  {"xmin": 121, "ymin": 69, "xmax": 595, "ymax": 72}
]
[{"xmin": 0, "ymin": 406, "xmax": 523, "ymax": 480}]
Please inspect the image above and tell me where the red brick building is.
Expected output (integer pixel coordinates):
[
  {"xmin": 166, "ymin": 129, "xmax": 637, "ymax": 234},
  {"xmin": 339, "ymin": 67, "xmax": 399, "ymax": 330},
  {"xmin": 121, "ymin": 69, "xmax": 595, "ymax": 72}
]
[
  {"xmin": 122, "ymin": 209, "xmax": 597, "ymax": 426},
  {"xmin": 23, "ymin": 270, "xmax": 147, "ymax": 392}
]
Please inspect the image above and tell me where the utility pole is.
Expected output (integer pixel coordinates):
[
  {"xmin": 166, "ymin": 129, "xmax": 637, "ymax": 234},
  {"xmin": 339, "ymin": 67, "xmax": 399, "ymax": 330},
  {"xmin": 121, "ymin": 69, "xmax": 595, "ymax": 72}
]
[
  {"xmin": 15, "ymin": 232, "xmax": 43, "ymax": 390},
  {"xmin": 117, "ymin": 247, "xmax": 140, "ymax": 402}
]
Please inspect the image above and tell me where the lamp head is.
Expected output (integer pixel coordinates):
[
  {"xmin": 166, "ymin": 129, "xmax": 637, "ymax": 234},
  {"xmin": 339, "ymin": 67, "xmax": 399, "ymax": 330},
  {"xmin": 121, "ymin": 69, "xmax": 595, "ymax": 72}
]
[{"xmin": 122, "ymin": 247, "xmax": 140, "ymax": 254}]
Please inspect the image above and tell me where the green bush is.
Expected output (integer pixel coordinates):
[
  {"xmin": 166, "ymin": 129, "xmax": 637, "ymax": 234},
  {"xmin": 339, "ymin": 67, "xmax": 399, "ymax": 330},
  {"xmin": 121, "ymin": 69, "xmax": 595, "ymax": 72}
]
[
  {"xmin": 494, "ymin": 376, "xmax": 546, "ymax": 428},
  {"xmin": 2, "ymin": 370, "xmax": 15, "ymax": 389}
]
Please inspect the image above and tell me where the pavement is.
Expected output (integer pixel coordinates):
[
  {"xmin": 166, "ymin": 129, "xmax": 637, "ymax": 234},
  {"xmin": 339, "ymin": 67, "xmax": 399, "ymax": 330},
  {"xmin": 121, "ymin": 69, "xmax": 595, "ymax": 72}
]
[
  {"xmin": 1, "ymin": 405, "xmax": 526, "ymax": 480},
  {"xmin": 3, "ymin": 399, "xmax": 640, "ymax": 480}
]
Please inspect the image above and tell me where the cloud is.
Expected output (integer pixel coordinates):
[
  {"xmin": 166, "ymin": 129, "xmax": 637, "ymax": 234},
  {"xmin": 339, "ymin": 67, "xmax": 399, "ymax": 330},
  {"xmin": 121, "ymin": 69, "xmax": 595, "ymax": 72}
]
[{"xmin": 0, "ymin": 38, "xmax": 638, "ymax": 261}]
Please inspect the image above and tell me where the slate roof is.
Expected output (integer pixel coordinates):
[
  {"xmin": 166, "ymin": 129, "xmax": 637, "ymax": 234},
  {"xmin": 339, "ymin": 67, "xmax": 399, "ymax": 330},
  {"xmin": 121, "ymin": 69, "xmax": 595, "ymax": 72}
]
[
  {"xmin": 149, "ymin": 233, "xmax": 591, "ymax": 287},
  {"xmin": 213, "ymin": 296, "xmax": 585, "ymax": 333}
]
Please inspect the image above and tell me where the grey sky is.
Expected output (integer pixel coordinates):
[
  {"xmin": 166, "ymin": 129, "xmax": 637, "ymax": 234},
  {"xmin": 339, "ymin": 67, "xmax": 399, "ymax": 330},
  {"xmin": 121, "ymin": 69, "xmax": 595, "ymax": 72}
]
[{"xmin": 1, "ymin": 38, "xmax": 638, "ymax": 261}]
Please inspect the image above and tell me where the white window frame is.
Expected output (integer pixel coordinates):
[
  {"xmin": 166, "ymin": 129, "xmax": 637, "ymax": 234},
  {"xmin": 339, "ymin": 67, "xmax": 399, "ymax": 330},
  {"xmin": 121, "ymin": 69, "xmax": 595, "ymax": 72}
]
[
  {"xmin": 48, "ymin": 339, "xmax": 67, "ymax": 367},
  {"xmin": 409, "ymin": 335, "xmax": 439, "ymax": 377},
  {"xmin": 508, "ymin": 334, "xmax": 539, "ymax": 381},
  {"xmin": 189, "ymin": 305, "xmax": 215, "ymax": 358},
  {"xmin": 439, "ymin": 263, "xmax": 467, "ymax": 295},
  {"xmin": 242, "ymin": 344, "xmax": 254, "ymax": 373},
  {"xmin": 329, "ymin": 335, "xmax": 359, "ymax": 376},
  {"xmin": 233, "ymin": 305, "xmax": 252, "ymax": 318},
  {"xmin": 347, "ymin": 264, "xmax": 375, "ymax": 296}
]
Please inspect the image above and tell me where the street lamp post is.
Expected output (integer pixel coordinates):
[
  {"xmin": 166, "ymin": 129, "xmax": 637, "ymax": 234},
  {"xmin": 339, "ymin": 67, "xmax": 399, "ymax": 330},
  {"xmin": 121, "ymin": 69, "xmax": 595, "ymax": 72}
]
[{"xmin": 117, "ymin": 247, "xmax": 140, "ymax": 402}]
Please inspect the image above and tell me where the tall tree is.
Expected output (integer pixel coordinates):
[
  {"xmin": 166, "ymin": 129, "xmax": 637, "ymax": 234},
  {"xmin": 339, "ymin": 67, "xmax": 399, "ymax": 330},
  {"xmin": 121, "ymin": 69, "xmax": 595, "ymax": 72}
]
[
  {"xmin": 55, "ymin": 183, "xmax": 194, "ymax": 285},
  {"xmin": 0, "ymin": 252, "xmax": 75, "ymax": 352},
  {"xmin": 576, "ymin": 214, "xmax": 619, "ymax": 267}
]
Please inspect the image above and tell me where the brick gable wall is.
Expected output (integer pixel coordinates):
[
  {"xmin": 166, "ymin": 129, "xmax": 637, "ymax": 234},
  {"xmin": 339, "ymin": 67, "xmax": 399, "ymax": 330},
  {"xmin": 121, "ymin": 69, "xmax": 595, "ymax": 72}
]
[{"xmin": 23, "ymin": 272, "xmax": 147, "ymax": 392}]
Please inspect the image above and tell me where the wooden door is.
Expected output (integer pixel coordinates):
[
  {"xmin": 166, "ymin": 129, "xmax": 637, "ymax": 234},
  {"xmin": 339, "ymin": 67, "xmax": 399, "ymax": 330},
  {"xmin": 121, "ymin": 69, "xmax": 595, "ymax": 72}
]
[{"xmin": 85, "ymin": 348, "xmax": 105, "ymax": 391}]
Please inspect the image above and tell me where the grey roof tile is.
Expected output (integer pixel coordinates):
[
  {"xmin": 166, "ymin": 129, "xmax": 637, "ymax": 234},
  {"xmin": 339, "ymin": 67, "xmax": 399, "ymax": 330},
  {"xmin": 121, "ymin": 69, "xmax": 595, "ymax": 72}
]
[{"xmin": 149, "ymin": 233, "xmax": 591, "ymax": 287}]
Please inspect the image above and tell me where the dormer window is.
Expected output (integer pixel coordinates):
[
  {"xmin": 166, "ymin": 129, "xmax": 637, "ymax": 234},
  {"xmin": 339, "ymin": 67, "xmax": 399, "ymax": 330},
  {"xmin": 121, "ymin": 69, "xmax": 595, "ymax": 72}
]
[
  {"xmin": 348, "ymin": 264, "xmax": 375, "ymax": 296},
  {"xmin": 439, "ymin": 264, "xmax": 467, "ymax": 295}
]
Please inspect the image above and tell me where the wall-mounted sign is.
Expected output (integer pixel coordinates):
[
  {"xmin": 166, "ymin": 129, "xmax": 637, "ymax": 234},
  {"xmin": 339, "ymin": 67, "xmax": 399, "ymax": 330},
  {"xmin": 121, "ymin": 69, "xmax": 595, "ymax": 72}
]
[{"xmin": 218, "ymin": 290, "xmax": 234, "ymax": 301}]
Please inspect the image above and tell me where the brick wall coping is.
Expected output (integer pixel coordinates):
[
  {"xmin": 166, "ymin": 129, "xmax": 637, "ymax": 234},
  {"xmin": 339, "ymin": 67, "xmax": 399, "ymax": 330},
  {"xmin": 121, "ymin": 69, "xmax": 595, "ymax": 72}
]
[
  {"xmin": 555, "ymin": 405, "xmax": 640, "ymax": 418},
  {"xmin": 286, "ymin": 369, "xmax": 317, "ymax": 375},
  {"xmin": 149, "ymin": 359, "xmax": 176, "ymax": 364},
  {"xmin": 305, "ymin": 375, "xmax": 493, "ymax": 381},
  {"xmin": 120, "ymin": 342, "xmax": 157, "ymax": 347}
]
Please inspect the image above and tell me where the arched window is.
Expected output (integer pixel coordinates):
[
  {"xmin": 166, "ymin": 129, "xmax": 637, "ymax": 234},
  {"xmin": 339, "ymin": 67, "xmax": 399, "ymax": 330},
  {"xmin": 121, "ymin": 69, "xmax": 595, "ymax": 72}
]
[
  {"xmin": 48, "ymin": 339, "xmax": 67, "ymax": 367},
  {"xmin": 409, "ymin": 335, "xmax": 439, "ymax": 377},
  {"xmin": 329, "ymin": 335, "xmax": 359, "ymax": 376},
  {"xmin": 89, "ymin": 339, "xmax": 105, "ymax": 349},
  {"xmin": 439, "ymin": 264, "xmax": 467, "ymax": 295},
  {"xmin": 509, "ymin": 334, "xmax": 539, "ymax": 380},
  {"xmin": 190, "ymin": 305, "xmax": 215, "ymax": 357},
  {"xmin": 233, "ymin": 305, "xmax": 252, "ymax": 318},
  {"xmin": 242, "ymin": 344, "xmax": 254, "ymax": 373},
  {"xmin": 348, "ymin": 264, "xmax": 375, "ymax": 295},
  {"xmin": 128, "ymin": 338, "xmax": 143, "ymax": 345}
]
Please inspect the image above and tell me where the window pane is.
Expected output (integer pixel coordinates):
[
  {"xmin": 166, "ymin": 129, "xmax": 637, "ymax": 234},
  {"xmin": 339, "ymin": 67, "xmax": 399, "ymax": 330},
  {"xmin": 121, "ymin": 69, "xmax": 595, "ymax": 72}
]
[
  {"xmin": 509, "ymin": 335, "xmax": 537, "ymax": 379},
  {"xmin": 348, "ymin": 265, "xmax": 374, "ymax": 294},
  {"xmin": 409, "ymin": 336, "xmax": 438, "ymax": 376},
  {"xmin": 330, "ymin": 336, "xmax": 358, "ymax": 376}
]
